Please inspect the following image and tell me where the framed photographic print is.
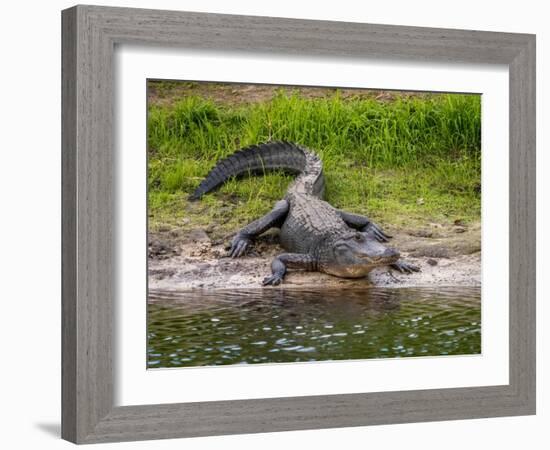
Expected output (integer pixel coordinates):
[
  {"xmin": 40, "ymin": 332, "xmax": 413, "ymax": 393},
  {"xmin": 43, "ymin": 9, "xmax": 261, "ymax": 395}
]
[{"xmin": 61, "ymin": 5, "xmax": 536, "ymax": 444}]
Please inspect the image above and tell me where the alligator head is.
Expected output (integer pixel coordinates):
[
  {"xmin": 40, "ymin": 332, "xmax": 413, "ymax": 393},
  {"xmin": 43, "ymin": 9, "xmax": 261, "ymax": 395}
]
[{"xmin": 319, "ymin": 231, "xmax": 400, "ymax": 278}]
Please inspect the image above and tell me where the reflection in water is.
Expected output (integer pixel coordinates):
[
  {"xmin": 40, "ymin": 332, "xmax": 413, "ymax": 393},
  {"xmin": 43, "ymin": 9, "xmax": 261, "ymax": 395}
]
[{"xmin": 147, "ymin": 287, "xmax": 481, "ymax": 368}]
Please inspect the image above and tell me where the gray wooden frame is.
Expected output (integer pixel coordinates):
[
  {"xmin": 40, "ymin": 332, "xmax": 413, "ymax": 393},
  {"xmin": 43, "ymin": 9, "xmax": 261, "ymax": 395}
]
[{"xmin": 61, "ymin": 4, "xmax": 536, "ymax": 444}]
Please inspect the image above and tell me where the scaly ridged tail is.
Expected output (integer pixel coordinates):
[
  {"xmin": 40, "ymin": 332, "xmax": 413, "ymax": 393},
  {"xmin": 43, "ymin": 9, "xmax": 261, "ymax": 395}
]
[{"xmin": 189, "ymin": 141, "xmax": 325, "ymax": 200}]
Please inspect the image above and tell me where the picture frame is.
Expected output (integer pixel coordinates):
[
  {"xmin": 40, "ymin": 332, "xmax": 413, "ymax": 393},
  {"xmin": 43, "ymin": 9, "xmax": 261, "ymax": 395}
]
[{"xmin": 61, "ymin": 4, "xmax": 536, "ymax": 444}]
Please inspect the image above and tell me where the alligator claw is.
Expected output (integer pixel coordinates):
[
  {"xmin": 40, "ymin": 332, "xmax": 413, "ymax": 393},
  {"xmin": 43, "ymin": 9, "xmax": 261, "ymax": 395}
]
[
  {"xmin": 390, "ymin": 260, "xmax": 421, "ymax": 274},
  {"xmin": 373, "ymin": 228, "xmax": 389, "ymax": 242},
  {"xmin": 228, "ymin": 235, "xmax": 252, "ymax": 258},
  {"xmin": 363, "ymin": 222, "xmax": 392, "ymax": 242},
  {"xmin": 262, "ymin": 274, "xmax": 283, "ymax": 286}
]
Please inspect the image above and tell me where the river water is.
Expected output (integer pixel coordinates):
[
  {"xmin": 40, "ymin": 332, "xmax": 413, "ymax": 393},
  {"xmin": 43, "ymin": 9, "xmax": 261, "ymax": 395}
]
[{"xmin": 147, "ymin": 287, "xmax": 481, "ymax": 368}]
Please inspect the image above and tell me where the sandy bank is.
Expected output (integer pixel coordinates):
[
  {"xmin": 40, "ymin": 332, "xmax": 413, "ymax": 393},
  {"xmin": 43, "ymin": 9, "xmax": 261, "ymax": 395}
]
[{"xmin": 148, "ymin": 222, "xmax": 481, "ymax": 291}]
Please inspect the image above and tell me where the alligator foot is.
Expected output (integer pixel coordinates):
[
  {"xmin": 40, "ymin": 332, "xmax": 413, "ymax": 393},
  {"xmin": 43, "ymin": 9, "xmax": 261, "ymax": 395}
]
[
  {"xmin": 337, "ymin": 210, "xmax": 392, "ymax": 243},
  {"xmin": 262, "ymin": 274, "xmax": 284, "ymax": 286},
  {"xmin": 262, "ymin": 253, "xmax": 316, "ymax": 286},
  {"xmin": 390, "ymin": 260, "xmax": 421, "ymax": 274},
  {"xmin": 363, "ymin": 222, "xmax": 392, "ymax": 242},
  {"xmin": 228, "ymin": 234, "xmax": 252, "ymax": 258}
]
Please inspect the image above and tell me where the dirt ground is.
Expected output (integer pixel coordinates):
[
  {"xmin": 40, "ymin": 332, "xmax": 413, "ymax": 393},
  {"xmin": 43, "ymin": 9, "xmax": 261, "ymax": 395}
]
[
  {"xmin": 147, "ymin": 80, "xmax": 430, "ymax": 108},
  {"xmin": 148, "ymin": 221, "xmax": 481, "ymax": 291}
]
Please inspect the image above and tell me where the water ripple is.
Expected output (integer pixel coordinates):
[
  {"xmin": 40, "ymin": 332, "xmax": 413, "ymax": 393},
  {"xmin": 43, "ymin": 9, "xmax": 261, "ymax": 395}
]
[{"xmin": 147, "ymin": 287, "xmax": 481, "ymax": 368}]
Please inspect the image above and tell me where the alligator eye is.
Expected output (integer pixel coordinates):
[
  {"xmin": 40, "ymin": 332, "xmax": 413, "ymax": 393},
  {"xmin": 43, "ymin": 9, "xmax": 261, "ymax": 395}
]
[{"xmin": 354, "ymin": 233, "xmax": 363, "ymax": 242}]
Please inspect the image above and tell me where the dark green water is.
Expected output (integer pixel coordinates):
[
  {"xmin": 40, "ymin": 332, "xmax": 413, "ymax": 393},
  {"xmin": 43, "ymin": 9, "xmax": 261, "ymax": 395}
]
[{"xmin": 147, "ymin": 287, "xmax": 481, "ymax": 368}]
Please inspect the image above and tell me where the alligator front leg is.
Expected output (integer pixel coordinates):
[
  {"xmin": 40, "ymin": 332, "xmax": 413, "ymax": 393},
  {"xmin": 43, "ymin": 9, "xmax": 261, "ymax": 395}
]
[
  {"xmin": 336, "ymin": 210, "xmax": 391, "ymax": 242},
  {"xmin": 229, "ymin": 199, "xmax": 289, "ymax": 257},
  {"xmin": 390, "ymin": 259, "xmax": 421, "ymax": 274},
  {"xmin": 262, "ymin": 253, "xmax": 317, "ymax": 286}
]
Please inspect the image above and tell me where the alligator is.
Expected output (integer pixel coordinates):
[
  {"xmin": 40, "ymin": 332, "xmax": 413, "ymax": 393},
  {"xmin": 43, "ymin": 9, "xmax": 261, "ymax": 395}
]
[{"xmin": 190, "ymin": 141, "xmax": 419, "ymax": 285}]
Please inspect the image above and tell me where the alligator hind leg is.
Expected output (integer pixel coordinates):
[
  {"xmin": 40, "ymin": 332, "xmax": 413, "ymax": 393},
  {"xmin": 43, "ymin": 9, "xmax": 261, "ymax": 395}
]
[
  {"xmin": 336, "ymin": 210, "xmax": 392, "ymax": 242},
  {"xmin": 262, "ymin": 253, "xmax": 317, "ymax": 286},
  {"xmin": 229, "ymin": 199, "xmax": 289, "ymax": 258}
]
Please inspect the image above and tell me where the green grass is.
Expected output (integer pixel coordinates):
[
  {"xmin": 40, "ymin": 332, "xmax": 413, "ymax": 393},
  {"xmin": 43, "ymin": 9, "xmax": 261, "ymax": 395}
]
[{"xmin": 147, "ymin": 86, "xmax": 481, "ymax": 237}]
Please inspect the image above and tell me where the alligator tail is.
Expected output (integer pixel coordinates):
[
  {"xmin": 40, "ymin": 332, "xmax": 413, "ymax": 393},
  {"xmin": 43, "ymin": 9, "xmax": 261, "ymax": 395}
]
[{"xmin": 189, "ymin": 141, "xmax": 324, "ymax": 200}]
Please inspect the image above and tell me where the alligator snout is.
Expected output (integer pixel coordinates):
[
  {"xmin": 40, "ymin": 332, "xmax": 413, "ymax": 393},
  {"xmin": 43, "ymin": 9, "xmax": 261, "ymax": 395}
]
[
  {"xmin": 383, "ymin": 248, "xmax": 400, "ymax": 259},
  {"xmin": 374, "ymin": 247, "xmax": 400, "ymax": 263}
]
